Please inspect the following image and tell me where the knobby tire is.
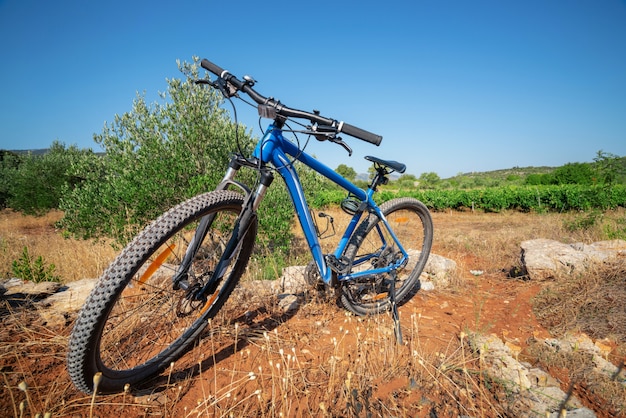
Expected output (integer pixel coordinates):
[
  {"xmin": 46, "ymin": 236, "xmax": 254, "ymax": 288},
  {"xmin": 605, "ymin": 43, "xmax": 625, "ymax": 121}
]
[{"xmin": 67, "ymin": 190, "xmax": 256, "ymax": 394}]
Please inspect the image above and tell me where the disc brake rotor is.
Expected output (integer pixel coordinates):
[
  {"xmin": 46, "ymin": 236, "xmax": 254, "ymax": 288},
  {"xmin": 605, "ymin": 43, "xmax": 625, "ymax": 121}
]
[{"xmin": 175, "ymin": 271, "xmax": 212, "ymax": 317}]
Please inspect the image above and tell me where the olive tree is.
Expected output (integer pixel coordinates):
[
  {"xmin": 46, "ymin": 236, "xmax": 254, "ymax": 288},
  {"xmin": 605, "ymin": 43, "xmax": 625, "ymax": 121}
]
[
  {"xmin": 335, "ymin": 164, "xmax": 357, "ymax": 182},
  {"xmin": 59, "ymin": 59, "xmax": 254, "ymax": 243},
  {"xmin": 594, "ymin": 150, "xmax": 625, "ymax": 185},
  {"xmin": 3, "ymin": 142, "xmax": 93, "ymax": 215}
]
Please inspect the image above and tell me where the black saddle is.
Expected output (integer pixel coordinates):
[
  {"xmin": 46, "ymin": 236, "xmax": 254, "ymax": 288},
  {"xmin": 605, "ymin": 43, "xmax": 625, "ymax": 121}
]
[{"xmin": 365, "ymin": 156, "xmax": 406, "ymax": 174}]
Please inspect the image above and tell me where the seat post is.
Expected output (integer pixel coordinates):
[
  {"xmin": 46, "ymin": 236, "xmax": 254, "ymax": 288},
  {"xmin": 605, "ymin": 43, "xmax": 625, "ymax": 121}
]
[{"xmin": 368, "ymin": 163, "xmax": 390, "ymax": 191}]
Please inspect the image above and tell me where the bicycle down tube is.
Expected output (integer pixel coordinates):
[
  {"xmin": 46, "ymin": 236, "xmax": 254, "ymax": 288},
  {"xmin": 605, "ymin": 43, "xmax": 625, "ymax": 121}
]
[{"xmin": 253, "ymin": 122, "xmax": 410, "ymax": 286}]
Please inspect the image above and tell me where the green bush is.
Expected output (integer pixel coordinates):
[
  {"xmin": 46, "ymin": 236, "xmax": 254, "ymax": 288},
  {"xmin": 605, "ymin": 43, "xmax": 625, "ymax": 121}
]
[
  {"xmin": 0, "ymin": 143, "xmax": 93, "ymax": 215},
  {"xmin": 58, "ymin": 59, "xmax": 255, "ymax": 244},
  {"xmin": 57, "ymin": 58, "xmax": 333, "ymax": 256},
  {"xmin": 12, "ymin": 246, "xmax": 60, "ymax": 283},
  {"xmin": 0, "ymin": 151, "xmax": 20, "ymax": 208}
]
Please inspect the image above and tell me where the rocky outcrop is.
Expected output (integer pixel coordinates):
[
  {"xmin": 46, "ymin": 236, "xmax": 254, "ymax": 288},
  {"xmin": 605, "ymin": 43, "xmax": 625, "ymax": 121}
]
[
  {"xmin": 1, "ymin": 277, "xmax": 97, "ymax": 327},
  {"xmin": 0, "ymin": 251, "xmax": 457, "ymax": 326},
  {"xmin": 37, "ymin": 278, "xmax": 97, "ymax": 326},
  {"xmin": 520, "ymin": 239, "xmax": 626, "ymax": 280},
  {"xmin": 422, "ymin": 251, "xmax": 457, "ymax": 289},
  {"xmin": 542, "ymin": 333, "xmax": 626, "ymax": 384},
  {"xmin": 469, "ymin": 332, "xmax": 598, "ymax": 417},
  {"xmin": 272, "ymin": 252, "xmax": 457, "ymax": 296},
  {"xmin": 1, "ymin": 277, "xmax": 62, "ymax": 298}
]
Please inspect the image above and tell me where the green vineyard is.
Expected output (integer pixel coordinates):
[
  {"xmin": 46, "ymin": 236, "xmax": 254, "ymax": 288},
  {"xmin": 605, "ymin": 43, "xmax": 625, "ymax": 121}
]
[{"xmin": 313, "ymin": 184, "xmax": 626, "ymax": 213}]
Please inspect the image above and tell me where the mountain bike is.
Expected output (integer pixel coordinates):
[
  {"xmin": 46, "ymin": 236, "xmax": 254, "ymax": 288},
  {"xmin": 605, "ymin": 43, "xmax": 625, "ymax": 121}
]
[{"xmin": 67, "ymin": 58, "xmax": 433, "ymax": 394}]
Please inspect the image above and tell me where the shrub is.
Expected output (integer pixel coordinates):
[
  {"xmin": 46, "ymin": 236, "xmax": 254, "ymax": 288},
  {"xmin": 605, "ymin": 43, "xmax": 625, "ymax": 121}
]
[
  {"xmin": 1, "ymin": 143, "xmax": 93, "ymax": 215},
  {"xmin": 12, "ymin": 246, "xmax": 60, "ymax": 283},
  {"xmin": 59, "ymin": 59, "xmax": 253, "ymax": 244},
  {"xmin": 0, "ymin": 152, "xmax": 19, "ymax": 209},
  {"xmin": 58, "ymin": 58, "xmax": 332, "ymax": 255}
]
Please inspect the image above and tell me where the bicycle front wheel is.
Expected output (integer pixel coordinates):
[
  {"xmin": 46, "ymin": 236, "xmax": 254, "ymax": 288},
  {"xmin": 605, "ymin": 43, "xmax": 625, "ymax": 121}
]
[
  {"xmin": 339, "ymin": 197, "xmax": 433, "ymax": 316},
  {"xmin": 67, "ymin": 190, "xmax": 256, "ymax": 394}
]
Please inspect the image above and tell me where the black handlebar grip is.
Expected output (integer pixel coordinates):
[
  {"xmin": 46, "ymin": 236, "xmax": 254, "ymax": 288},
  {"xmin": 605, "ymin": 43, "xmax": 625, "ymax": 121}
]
[
  {"xmin": 201, "ymin": 59, "xmax": 226, "ymax": 77},
  {"xmin": 340, "ymin": 122, "xmax": 382, "ymax": 146}
]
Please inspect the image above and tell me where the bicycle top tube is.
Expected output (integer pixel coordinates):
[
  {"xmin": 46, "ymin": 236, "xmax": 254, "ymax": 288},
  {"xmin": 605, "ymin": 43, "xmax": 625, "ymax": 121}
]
[
  {"xmin": 200, "ymin": 58, "xmax": 383, "ymax": 146},
  {"xmin": 253, "ymin": 122, "xmax": 368, "ymax": 201}
]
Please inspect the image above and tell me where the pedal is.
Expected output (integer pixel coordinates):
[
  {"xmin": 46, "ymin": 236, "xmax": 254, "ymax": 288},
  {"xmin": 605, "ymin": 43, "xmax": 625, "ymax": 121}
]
[{"xmin": 325, "ymin": 255, "xmax": 350, "ymax": 274}]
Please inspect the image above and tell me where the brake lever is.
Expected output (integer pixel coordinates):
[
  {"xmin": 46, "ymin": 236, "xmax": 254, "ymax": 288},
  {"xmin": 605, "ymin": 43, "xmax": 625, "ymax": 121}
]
[
  {"xmin": 331, "ymin": 137, "xmax": 353, "ymax": 156},
  {"xmin": 196, "ymin": 77, "xmax": 239, "ymax": 98},
  {"xmin": 308, "ymin": 124, "xmax": 353, "ymax": 156},
  {"xmin": 216, "ymin": 77, "xmax": 240, "ymax": 98}
]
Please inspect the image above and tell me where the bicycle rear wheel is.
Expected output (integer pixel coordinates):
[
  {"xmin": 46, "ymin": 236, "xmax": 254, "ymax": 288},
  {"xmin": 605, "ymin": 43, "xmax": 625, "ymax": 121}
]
[
  {"xmin": 67, "ymin": 190, "xmax": 256, "ymax": 394},
  {"xmin": 339, "ymin": 197, "xmax": 433, "ymax": 315}
]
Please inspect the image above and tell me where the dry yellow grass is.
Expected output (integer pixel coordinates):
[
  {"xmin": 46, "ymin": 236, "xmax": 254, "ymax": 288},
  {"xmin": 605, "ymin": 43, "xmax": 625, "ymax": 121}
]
[
  {"xmin": 0, "ymin": 209, "xmax": 117, "ymax": 282},
  {"xmin": 2, "ymin": 206, "xmax": 623, "ymax": 284},
  {"xmin": 430, "ymin": 207, "xmax": 625, "ymax": 275}
]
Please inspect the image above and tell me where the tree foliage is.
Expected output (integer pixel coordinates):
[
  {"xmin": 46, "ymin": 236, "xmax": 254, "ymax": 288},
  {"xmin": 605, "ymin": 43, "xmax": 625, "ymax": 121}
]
[
  {"xmin": 58, "ymin": 59, "xmax": 254, "ymax": 243},
  {"xmin": 396, "ymin": 174, "xmax": 417, "ymax": 189},
  {"xmin": 418, "ymin": 172, "xmax": 441, "ymax": 189},
  {"xmin": 594, "ymin": 150, "xmax": 625, "ymax": 186},
  {"xmin": 525, "ymin": 162, "xmax": 595, "ymax": 186},
  {"xmin": 552, "ymin": 162, "xmax": 595, "ymax": 185},
  {"xmin": 1, "ymin": 142, "xmax": 94, "ymax": 215},
  {"xmin": 0, "ymin": 150, "xmax": 21, "ymax": 209},
  {"xmin": 57, "ymin": 58, "xmax": 317, "ymax": 254},
  {"xmin": 335, "ymin": 164, "xmax": 357, "ymax": 182}
]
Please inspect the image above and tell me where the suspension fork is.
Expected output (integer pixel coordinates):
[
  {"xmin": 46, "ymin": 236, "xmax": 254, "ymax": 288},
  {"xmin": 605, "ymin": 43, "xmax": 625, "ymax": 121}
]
[
  {"xmin": 172, "ymin": 156, "xmax": 272, "ymax": 293},
  {"xmin": 172, "ymin": 159, "xmax": 241, "ymax": 290},
  {"xmin": 184, "ymin": 166, "xmax": 273, "ymax": 300}
]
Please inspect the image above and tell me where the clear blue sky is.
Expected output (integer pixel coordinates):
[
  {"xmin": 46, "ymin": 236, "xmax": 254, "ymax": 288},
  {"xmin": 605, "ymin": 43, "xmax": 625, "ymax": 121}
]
[{"xmin": 1, "ymin": 0, "xmax": 625, "ymax": 179}]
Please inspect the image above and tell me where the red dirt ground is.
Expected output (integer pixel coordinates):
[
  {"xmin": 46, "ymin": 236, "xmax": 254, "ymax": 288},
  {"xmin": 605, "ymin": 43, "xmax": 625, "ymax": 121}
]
[{"xmin": 0, "ymin": 210, "xmax": 618, "ymax": 417}]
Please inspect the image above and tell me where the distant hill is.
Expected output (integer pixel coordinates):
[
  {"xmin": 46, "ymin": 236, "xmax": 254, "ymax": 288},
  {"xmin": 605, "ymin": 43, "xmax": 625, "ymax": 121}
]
[
  {"xmin": 445, "ymin": 166, "xmax": 556, "ymax": 181},
  {"xmin": 6, "ymin": 148, "xmax": 624, "ymax": 186},
  {"xmin": 5, "ymin": 148, "xmax": 105, "ymax": 157},
  {"xmin": 7, "ymin": 149, "xmax": 49, "ymax": 156}
]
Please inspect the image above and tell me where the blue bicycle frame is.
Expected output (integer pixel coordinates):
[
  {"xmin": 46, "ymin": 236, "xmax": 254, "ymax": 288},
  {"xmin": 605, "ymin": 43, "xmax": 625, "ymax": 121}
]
[{"xmin": 250, "ymin": 122, "xmax": 409, "ymax": 286}]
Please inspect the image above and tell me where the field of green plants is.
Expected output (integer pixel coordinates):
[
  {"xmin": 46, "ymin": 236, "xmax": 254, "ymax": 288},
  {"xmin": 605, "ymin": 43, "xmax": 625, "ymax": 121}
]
[{"xmin": 313, "ymin": 183, "xmax": 626, "ymax": 213}]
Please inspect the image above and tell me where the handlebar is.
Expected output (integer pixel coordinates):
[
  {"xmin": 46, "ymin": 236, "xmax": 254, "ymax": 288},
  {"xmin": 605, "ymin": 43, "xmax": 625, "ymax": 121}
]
[{"xmin": 200, "ymin": 58, "xmax": 382, "ymax": 146}]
